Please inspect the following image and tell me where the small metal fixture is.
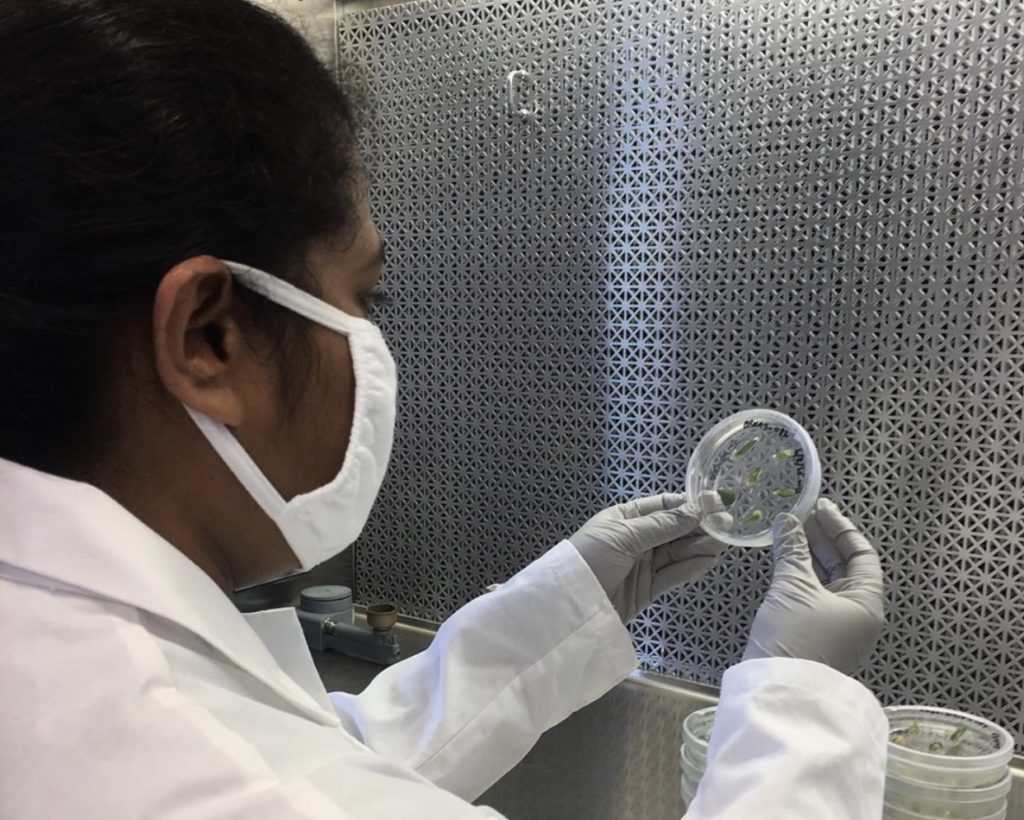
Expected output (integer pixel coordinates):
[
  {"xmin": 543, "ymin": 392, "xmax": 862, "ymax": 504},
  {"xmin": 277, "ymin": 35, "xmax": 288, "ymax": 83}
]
[
  {"xmin": 297, "ymin": 585, "xmax": 401, "ymax": 666},
  {"xmin": 507, "ymin": 69, "xmax": 539, "ymax": 117}
]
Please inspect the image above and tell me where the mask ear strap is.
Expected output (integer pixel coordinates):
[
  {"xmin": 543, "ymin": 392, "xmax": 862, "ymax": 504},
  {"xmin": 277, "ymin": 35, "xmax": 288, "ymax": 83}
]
[
  {"xmin": 183, "ymin": 405, "xmax": 288, "ymax": 521},
  {"xmin": 223, "ymin": 260, "xmax": 372, "ymax": 336}
]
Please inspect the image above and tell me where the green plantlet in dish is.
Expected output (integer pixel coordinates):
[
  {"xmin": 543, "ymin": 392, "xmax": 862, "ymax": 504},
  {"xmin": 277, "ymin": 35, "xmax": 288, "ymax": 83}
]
[
  {"xmin": 949, "ymin": 726, "xmax": 967, "ymax": 744},
  {"xmin": 909, "ymin": 721, "xmax": 921, "ymax": 737},
  {"xmin": 742, "ymin": 510, "xmax": 764, "ymax": 526},
  {"xmin": 774, "ymin": 448, "xmax": 796, "ymax": 460},
  {"xmin": 772, "ymin": 488, "xmax": 797, "ymax": 498},
  {"xmin": 746, "ymin": 466, "xmax": 763, "ymax": 486},
  {"xmin": 731, "ymin": 438, "xmax": 758, "ymax": 460},
  {"xmin": 891, "ymin": 735, "xmax": 907, "ymax": 746},
  {"xmin": 928, "ymin": 741, "xmax": 944, "ymax": 752},
  {"xmin": 717, "ymin": 487, "xmax": 737, "ymax": 508}
]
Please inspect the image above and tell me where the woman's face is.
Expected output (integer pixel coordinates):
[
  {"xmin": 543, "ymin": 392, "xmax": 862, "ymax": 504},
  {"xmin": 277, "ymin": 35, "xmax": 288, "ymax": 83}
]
[
  {"xmin": 235, "ymin": 206, "xmax": 386, "ymax": 505},
  {"xmin": 143, "ymin": 201, "xmax": 386, "ymax": 589}
]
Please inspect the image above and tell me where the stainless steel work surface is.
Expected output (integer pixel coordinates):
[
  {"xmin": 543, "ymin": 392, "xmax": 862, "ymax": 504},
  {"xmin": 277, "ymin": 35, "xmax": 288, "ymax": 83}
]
[
  {"xmin": 477, "ymin": 674, "xmax": 716, "ymax": 819},
  {"xmin": 312, "ymin": 623, "xmax": 1024, "ymax": 819}
]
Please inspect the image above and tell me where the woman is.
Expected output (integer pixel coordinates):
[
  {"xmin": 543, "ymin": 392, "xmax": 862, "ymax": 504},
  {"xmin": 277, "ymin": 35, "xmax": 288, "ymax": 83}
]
[{"xmin": 0, "ymin": 2, "xmax": 886, "ymax": 818}]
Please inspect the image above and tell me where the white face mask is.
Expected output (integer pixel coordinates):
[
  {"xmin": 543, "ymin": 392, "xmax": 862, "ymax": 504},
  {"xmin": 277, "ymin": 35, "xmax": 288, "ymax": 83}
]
[{"xmin": 184, "ymin": 260, "xmax": 397, "ymax": 575}]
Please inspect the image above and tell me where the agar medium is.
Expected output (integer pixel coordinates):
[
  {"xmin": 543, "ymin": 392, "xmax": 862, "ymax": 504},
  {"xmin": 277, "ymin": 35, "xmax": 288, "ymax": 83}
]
[{"xmin": 686, "ymin": 409, "xmax": 822, "ymax": 548}]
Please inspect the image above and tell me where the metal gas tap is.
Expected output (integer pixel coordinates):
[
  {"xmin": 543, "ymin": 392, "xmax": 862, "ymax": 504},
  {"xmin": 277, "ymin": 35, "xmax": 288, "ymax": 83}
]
[{"xmin": 296, "ymin": 585, "xmax": 401, "ymax": 666}]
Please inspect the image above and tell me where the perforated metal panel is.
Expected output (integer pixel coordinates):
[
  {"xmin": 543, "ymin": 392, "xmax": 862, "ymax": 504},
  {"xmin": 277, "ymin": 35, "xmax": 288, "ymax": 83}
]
[{"xmin": 339, "ymin": 0, "xmax": 1024, "ymax": 752}]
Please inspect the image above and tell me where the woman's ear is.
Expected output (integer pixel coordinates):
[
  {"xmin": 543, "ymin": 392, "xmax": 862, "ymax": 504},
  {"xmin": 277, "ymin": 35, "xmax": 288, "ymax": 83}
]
[{"xmin": 152, "ymin": 256, "xmax": 250, "ymax": 425}]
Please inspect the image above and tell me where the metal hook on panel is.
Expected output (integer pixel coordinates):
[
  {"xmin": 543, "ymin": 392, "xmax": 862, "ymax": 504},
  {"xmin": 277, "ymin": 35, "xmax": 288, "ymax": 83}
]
[{"xmin": 507, "ymin": 69, "xmax": 540, "ymax": 118}]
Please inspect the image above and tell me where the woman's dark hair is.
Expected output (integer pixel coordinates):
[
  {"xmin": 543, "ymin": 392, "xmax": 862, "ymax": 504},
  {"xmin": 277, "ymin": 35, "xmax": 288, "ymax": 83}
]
[{"xmin": 0, "ymin": 0, "xmax": 361, "ymax": 473}]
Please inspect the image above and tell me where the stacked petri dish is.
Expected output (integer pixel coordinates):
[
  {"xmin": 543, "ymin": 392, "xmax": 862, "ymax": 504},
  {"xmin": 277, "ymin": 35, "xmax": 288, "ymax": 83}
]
[
  {"xmin": 679, "ymin": 707, "xmax": 715, "ymax": 807},
  {"xmin": 884, "ymin": 706, "xmax": 1015, "ymax": 820},
  {"xmin": 679, "ymin": 705, "xmax": 1015, "ymax": 818}
]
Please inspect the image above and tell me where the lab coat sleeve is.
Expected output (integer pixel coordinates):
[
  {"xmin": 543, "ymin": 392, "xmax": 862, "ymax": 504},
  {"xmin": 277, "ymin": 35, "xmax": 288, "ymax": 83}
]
[
  {"xmin": 685, "ymin": 658, "xmax": 888, "ymax": 820},
  {"xmin": 328, "ymin": 539, "xmax": 638, "ymax": 801}
]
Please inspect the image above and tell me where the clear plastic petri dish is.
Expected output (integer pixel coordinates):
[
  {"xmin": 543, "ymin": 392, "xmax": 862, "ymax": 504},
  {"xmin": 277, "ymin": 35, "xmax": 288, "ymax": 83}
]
[
  {"xmin": 682, "ymin": 706, "xmax": 716, "ymax": 763},
  {"xmin": 680, "ymin": 772, "xmax": 696, "ymax": 807},
  {"xmin": 885, "ymin": 706, "xmax": 1015, "ymax": 789},
  {"xmin": 687, "ymin": 410, "xmax": 822, "ymax": 548},
  {"xmin": 679, "ymin": 744, "xmax": 705, "ymax": 790},
  {"xmin": 882, "ymin": 799, "xmax": 1006, "ymax": 820},
  {"xmin": 884, "ymin": 771, "xmax": 1011, "ymax": 819},
  {"xmin": 680, "ymin": 742, "xmax": 708, "ymax": 774}
]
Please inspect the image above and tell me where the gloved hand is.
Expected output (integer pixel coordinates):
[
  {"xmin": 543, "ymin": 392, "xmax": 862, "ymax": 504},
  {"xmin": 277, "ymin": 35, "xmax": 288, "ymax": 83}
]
[
  {"xmin": 570, "ymin": 493, "xmax": 731, "ymax": 622},
  {"xmin": 743, "ymin": 498, "xmax": 885, "ymax": 675}
]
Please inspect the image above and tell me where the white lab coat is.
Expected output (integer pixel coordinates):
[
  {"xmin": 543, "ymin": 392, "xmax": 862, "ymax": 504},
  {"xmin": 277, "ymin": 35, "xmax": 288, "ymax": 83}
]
[{"xmin": 0, "ymin": 457, "xmax": 887, "ymax": 819}]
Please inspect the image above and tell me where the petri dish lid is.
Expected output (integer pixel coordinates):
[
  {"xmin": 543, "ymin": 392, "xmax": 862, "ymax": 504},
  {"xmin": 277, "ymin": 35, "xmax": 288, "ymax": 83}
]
[
  {"xmin": 882, "ymin": 800, "xmax": 1007, "ymax": 820},
  {"xmin": 679, "ymin": 744, "xmax": 706, "ymax": 786},
  {"xmin": 687, "ymin": 410, "xmax": 822, "ymax": 548},
  {"xmin": 682, "ymin": 706, "xmax": 716, "ymax": 759},
  {"xmin": 680, "ymin": 772, "xmax": 697, "ymax": 807},
  {"xmin": 885, "ymin": 706, "xmax": 1015, "ymax": 776},
  {"xmin": 680, "ymin": 742, "xmax": 708, "ymax": 773},
  {"xmin": 885, "ymin": 770, "xmax": 1011, "ymax": 806},
  {"xmin": 886, "ymin": 757, "xmax": 1011, "ymax": 791}
]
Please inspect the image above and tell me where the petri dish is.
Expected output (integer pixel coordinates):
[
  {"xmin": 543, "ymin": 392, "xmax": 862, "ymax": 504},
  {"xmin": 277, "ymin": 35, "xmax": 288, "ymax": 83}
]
[
  {"xmin": 882, "ymin": 799, "xmax": 1006, "ymax": 820},
  {"xmin": 686, "ymin": 409, "xmax": 822, "ymax": 548},
  {"xmin": 884, "ymin": 771, "xmax": 1011, "ymax": 819},
  {"xmin": 680, "ymin": 742, "xmax": 708, "ymax": 775},
  {"xmin": 679, "ymin": 744, "xmax": 705, "ymax": 791},
  {"xmin": 885, "ymin": 706, "xmax": 1014, "ymax": 789},
  {"xmin": 680, "ymin": 772, "xmax": 696, "ymax": 808},
  {"xmin": 681, "ymin": 706, "xmax": 716, "ymax": 763}
]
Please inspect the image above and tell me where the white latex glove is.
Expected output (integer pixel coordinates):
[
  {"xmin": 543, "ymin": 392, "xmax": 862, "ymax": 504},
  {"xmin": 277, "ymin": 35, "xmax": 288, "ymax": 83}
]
[
  {"xmin": 570, "ymin": 492, "xmax": 731, "ymax": 622},
  {"xmin": 743, "ymin": 498, "xmax": 885, "ymax": 675}
]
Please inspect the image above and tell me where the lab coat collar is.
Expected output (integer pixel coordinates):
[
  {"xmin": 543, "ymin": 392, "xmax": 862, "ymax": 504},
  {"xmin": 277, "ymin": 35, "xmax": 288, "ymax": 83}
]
[{"xmin": 0, "ymin": 458, "xmax": 340, "ymax": 727}]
